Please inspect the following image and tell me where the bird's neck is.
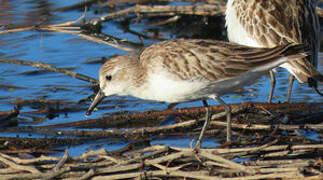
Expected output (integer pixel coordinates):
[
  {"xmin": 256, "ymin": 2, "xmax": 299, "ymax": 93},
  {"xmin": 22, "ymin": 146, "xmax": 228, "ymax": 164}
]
[{"xmin": 125, "ymin": 61, "xmax": 148, "ymax": 89}]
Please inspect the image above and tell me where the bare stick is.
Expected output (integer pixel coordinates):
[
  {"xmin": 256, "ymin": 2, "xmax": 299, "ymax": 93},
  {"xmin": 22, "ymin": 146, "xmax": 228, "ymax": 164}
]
[
  {"xmin": 90, "ymin": 4, "xmax": 225, "ymax": 23},
  {"xmin": 0, "ymin": 58, "xmax": 98, "ymax": 84},
  {"xmin": 0, "ymin": 153, "xmax": 41, "ymax": 174},
  {"xmin": 197, "ymin": 151, "xmax": 256, "ymax": 174},
  {"xmin": 54, "ymin": 149, "xmax": 69, "ymax": 171}
]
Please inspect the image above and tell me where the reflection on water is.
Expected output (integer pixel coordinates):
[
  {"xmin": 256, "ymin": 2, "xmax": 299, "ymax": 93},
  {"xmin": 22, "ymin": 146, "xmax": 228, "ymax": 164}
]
[{"xmin": 0, "ymin": 0, "xmax": 322, "ymax": 156}]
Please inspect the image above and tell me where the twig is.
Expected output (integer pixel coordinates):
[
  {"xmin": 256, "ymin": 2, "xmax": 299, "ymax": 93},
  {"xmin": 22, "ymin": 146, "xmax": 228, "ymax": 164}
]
[
  {"xmin": 0, "ymin": 153, "xmax": 41, "ymax": 174},
  {"xmin": 0, "ymin": 58, "xmax": 98, "ymax": 84},
  {"xmin": 90, "ymin": 4, "xmax": 225, "ymax": 23},
  {"xmin": 197, "ymin": 151, "xmax": 256, "ymax": 174},
  {"xmin": 43, "ymin": 167, "xmax": 72, "ymax": 180},
  {"xmin": 203, "ymin": 144, "xmax": 323, "ymax": 154},
  {"xmin": 0, "ymin": 153, "xmax": 60, "ymax": 165},
  {"xmin": 117, "ymin": 146, "xmax": 169, "ymax": 166},
  {"xmin": 54, "ymin": 149, "xmax": 69, "ymax": 171},
  {"xmin": 92, "ymin": 170, "xmax": 220, "ymax": 180},
  {"xmin": 80, "ymin": 169, "xmax": 96, "ymax": 180},
  {"xmin": 0, "ymin": 6, "xmax": 135, "ymax": 53},
  {"xmin": 150, "ymin": 15, "xmax": 182, "ymax": 26},
  {"xmin": 74, "ymin": 148, "xmax": 109, "ymax": 161},
  {"xmin": 210, "ymin": 121, "xmax": 323, "ymax": 131}
]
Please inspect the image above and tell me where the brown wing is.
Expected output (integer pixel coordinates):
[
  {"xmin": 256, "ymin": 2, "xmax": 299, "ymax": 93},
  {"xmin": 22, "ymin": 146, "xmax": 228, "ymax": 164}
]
[{"xmin": 139, "ymin": 39, "xmax": 305, "ymax": 82}]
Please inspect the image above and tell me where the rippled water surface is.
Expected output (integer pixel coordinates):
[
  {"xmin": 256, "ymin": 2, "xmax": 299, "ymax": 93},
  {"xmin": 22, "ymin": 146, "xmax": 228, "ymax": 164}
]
[{"xmin": 0, "ymin": 1, "xmax": 322, "ymax": 156}]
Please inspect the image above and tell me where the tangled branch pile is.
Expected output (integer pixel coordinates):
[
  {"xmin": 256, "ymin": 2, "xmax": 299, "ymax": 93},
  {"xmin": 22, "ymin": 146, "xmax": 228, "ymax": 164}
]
[{"xmin": 0, "ymin": 143, "xmax": 322, "ymax": 180}]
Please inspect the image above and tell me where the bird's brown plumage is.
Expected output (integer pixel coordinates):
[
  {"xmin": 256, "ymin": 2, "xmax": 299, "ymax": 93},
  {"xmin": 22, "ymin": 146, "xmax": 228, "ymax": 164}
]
[{"xmin": 228, "ymin": 0, "xmax": 321, "ymax": 83}]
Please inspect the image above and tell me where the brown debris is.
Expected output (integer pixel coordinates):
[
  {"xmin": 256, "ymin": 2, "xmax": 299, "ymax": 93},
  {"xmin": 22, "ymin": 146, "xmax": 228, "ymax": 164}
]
[{"xmin": 0, "ymin": 137, "xmax": 83, "ymax": 154}]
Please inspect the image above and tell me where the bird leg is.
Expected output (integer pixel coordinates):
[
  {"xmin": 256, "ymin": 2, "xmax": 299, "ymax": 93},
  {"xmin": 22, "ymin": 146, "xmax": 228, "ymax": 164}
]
[
  {"xmin": 268, "ymin": 70, "xmax": 276, "ymax": 103},
  {"xmin": 167, "ymin": 103, "xmax": 179, "ymax": 110},
  {"xmin": 308, "ymin": 78, "xmax": 323, "ymax": 96},
  {"xmin": 194, "ymin": 100, "xmax": 211, "ymax": 150},
  {"xmin": 286, "ymin": 74, "xmax": 294, "ymax": 103},
  {"xmin": 214, "ymin": 96, "xmax": 232, "ymax": 142}
]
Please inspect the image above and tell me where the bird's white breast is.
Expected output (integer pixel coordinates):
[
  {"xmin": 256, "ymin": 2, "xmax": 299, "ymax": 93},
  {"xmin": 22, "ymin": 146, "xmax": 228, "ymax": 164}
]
[{"xmin": 134, "ymin": 69, "xmax": 209, "ymax": 103}]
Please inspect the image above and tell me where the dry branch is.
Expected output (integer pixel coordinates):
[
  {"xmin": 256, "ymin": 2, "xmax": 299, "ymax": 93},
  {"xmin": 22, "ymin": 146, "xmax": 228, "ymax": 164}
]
[
  {"xmin": 90, "ymin": 4, "xmax": 225, "ymax": 23},
  {"xmin": 0, "ymin": 58, "xmax": 98, "ymax": 84},
  {"xmin": 54, "ymin": 150, "xmax": 69, "ymax": 171},
  {"xmin": 197, "ymin": 151, "xmax": 256, "ymax": 174},
  {"xmin": 100, "ymin": 0, "xmax": 226, "ymax": 7},
  {"xmin": 0, "ymin": 6, "xmax": 135, "ymax": 53},
  {"xmin": 0, "ymin": 153, "xmax": 40, "ymax": 174}
]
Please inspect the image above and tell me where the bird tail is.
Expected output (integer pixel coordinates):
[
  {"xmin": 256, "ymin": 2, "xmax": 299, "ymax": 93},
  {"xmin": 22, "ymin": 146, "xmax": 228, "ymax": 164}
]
[
  {"xmin": 278, "ymin": 43, "xmax": 323, "ymax": 96},
  {"xmin": 251, "ymin": 43, "xmax": 308, "ymax": 73}
]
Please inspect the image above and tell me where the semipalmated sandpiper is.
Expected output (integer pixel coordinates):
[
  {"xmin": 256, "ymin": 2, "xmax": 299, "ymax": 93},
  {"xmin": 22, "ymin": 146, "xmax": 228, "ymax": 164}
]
[{"xmin": 86, "ymin": 39, "xmax": 307, "ymax": 147}]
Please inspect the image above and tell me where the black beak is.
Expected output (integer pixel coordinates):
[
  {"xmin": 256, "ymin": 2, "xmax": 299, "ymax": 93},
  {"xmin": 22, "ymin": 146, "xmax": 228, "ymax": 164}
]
[{"xmin": 86, "ymin": 89, "xmax": 105, "ymax": 116}]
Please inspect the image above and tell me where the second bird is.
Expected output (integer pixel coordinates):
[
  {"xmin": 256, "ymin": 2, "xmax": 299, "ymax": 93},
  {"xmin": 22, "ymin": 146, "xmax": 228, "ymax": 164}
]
[{"xmin": 226, "ymin": 0, "xmax": 322, "ymax": 102}]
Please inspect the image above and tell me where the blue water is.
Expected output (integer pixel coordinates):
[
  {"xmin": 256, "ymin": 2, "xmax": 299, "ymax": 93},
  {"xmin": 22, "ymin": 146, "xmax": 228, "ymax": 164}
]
[{"xmin": 0, "ymin": 1, "xmax": 322, "ymax": 156}]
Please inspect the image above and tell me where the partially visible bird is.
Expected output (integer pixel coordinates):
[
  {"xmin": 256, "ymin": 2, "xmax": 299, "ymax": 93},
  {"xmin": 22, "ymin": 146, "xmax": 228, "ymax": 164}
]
[{"xmin": 225, "ymin": 0, "xmax": 322, "ymax": 102}]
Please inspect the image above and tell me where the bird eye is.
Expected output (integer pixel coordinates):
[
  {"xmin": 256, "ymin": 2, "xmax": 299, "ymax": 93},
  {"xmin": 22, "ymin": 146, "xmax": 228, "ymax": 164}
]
[{"xmin": 106, "ymin": 75, "xmax": 112, "ymax": 81}]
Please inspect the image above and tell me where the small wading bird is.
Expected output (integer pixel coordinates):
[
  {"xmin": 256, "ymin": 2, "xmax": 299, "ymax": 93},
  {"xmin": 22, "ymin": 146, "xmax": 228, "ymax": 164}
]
[
  {"xmin": 225, "ymin": 0, "xmax": 322, "ymax": 102},
  {"xmin": 86, "ymin": 39, "xmax": 307, "ymax": 148}
]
